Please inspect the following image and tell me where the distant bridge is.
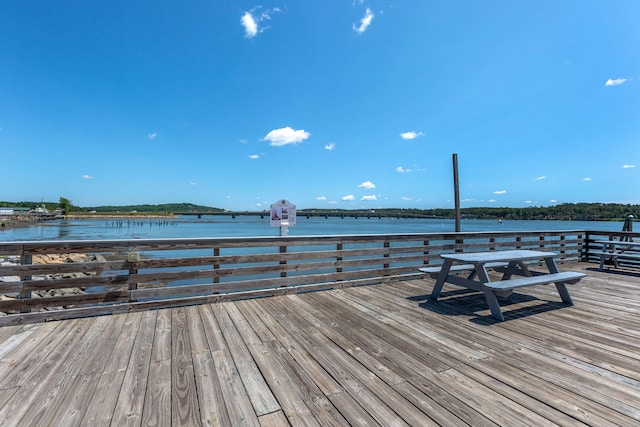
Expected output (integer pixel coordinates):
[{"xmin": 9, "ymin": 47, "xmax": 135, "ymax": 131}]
[{"xmin": 173, "ymin": 211, "xmax": 440, "ymax": 220}]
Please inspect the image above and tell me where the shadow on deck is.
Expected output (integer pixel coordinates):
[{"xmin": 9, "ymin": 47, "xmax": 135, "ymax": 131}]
[{"xmin": 1, "ymin": 262, "xmax": 639, "ymax": 426}]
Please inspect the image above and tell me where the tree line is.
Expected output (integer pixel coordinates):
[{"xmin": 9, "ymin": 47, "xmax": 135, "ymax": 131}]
[
  {"xmin": 0, "ymin": 200, "xmax": 223, "ymax": 214},
  {"xmin": 306, "ymin": 203, "xmax": 639, "ymax": 221}
]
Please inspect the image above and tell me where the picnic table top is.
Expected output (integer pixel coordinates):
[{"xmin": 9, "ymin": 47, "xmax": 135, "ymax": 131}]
[{"xmin": 441, "ymin": 249, "xmax": 557, "ymax": 263}]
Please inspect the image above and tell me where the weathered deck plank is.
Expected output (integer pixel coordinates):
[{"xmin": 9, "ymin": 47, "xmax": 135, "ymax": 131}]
[
  {"xmin": 111, "ymin": 310, "xmax": 156, "ymax": 426},
  {"xmin": 81, "ymin": 311, "xmax": 143, "ymax": 426},
  {"xmin": 1, "ymin": 262, "xmax": 640, "ymax": 426},
  {"xmin": 140, "ymin": 308, "xmax": 172, "ymax": 427},
  {"xmin": 171, "ymin": 307, "xmax": 201, "ymax": 426}
]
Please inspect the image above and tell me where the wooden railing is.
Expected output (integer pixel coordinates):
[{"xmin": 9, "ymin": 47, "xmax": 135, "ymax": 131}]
[{"xmin": 0, "ymin": 230, "xmax": 586, "ymax": 325}]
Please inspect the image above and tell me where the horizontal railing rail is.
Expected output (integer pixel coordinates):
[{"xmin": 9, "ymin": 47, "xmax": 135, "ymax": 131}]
[{"xmin": 0, "ymin": 230, "xmax": 587, "ymax": 325}]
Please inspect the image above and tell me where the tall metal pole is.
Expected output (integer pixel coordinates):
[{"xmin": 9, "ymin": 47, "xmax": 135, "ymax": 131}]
[{"xmin": 453, "ymin": 153, "xmax": 461, "ymax": 232}]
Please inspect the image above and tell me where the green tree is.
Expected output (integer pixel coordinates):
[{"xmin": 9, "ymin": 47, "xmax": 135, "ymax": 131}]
[{"xmin": 59, "ymin": 197, "xmax": 73, "ymax": 215}]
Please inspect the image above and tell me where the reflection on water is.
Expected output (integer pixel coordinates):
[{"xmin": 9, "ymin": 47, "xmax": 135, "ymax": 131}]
[
  {"xmin": 0, "ymin": 215, "xmax": 625, "ymax": 242},
  {"xmin": 57, "ymin": 220, "xmax": 71, "ymax": 239}
]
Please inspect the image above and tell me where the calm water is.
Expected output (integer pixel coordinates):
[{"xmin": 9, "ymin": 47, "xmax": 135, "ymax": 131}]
[{"xmin": 0, "ymin": 215, "xmax": 625, "ymax": 242}]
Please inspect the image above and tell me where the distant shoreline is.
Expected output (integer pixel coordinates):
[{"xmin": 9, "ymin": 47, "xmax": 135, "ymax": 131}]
[{"xmin": 66, "ymin": 214, "xmax": 174, "ymax": 220}]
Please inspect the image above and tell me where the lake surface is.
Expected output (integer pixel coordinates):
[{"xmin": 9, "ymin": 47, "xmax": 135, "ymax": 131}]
[{"xmin": 0, "ymin": 215, "xmax": 626, "ymax": 242}]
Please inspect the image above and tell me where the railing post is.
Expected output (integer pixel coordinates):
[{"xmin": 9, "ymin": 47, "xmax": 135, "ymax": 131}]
[
  {"xmin": 336, "ymin": 243, "xmax": 343, "ymax": 281},
  {"xmin": 383, "ymin": 241, "xmax": 390, "ymax": 277},
  {"xmin": 621, "ymin": 215, "xmax": 633, "ymax": 241},
  {"xmin": 515, "ymin": 236, "xmax": 522, "ymax": 250},
  {"xmin": 213, "ymin": 247, "xmax": 220, "ymax": 284},
  {"xmin": 489, "ymin": 237, "xmax": 496, "ymax": 251},
  {"xmin": 279, "ymin": 245, "xmax": 287, "ymax": 280},
  {"xmin": 19, "ymin": 249, "xmax": 32, "ymax": 313},
  {"xmin": 423, "ymin": 240, "xmax": 430, "ymax": 265},
  {"xmin": 127, "ymin": 251, "xmax": 139, "ymax": 301},
  {"xmin": 583, "ymin": 231, "xmax": 591, "ymax": 262}
]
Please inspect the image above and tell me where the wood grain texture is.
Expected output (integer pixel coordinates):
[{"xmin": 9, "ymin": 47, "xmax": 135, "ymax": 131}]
[{"xmin": 1, "ymin": 262, "xmax": 639, "ymax": 425}]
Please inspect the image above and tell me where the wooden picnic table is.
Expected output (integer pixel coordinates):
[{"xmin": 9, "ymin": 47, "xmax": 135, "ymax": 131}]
[
  {"xmin": 595, "ymin": 239, "xmax": 640, "ymax": 269},
  {"xmin": 427, "ymin": 249, "xmax": 585, "ymax": 321}
]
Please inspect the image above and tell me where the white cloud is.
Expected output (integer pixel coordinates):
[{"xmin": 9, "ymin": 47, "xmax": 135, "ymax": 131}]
[
  {"xmin": 328, "ymin": 200, "xmax": 338, "ymax": 205},
  {"xmin": 535, "ymin": 176, "xmax": 546, "ymax": 180},
  {"xmin": 358, "ymin": 181, "xmax": 376, "ymax": 189},
  {"xmin": 353, "ymin": 8, "xmax": 374, "ymax": 33},
  {"xmin": 82, "ymin": 174, "xmax": 94, "ymax": 179},
  {"xmin": 148, "ymin": 132, "xmax": 158, "ymax": 140},
  {"xmin": 241, "ymin": 8, "xmax": 280, "ymax": 39},
  {"xmin": 400, "ymin": 131, "xmax": 424, "ymax": 140},
  {"xmin": 525, "ymin": 200, "xmax": 532, "ymax": 204},
  {"xmin": 622, "ymin": 164, "xmax": 636, "ymax": 169},
  {"xmin": 396, "ymin": 166, "xmax": 410, "ymax": 173},
  {"xmin": 241, "ymin": 12, "xmax": 259, "ymax": 38},
  {"xmin": 361, "ymin": 195, "xmax": 377, "ymax": 201},
  {"xmin": 262, "ymin": 126, "xmax": 310, "ymax": 146},
  {"xmin": 325, "ymin": 143, "xmax": 336, "ymax": 150},
  {"xmin": 190, "ymin": 182, "xmax": 197, "ymax": 186},
  {"xmin": 605, "ymin": 78, "xmax": 627, "ymax": 87},
  {"xmin": 342, "ymin": 194, "xmax": 355, "ymax": 201},
  {"xmin": 488, "ymin": 199, "xmax": 496, "ymax": 203},
  {"xmin": 493, "ymin": 190, "xmax": 506, "ymax": 195},
  {"xmin": 316, "ymin": 196, "xmax": 326, "ymax": 201},
  {"xmin": 583, "ymin": 177, "xmax": 592, "ymax": 181},
  {"xmin": 401, "ymin": 196, "xmax": 412, "ymax": 201},
  {"xmin": 549, "ymin": 199, "xmax": 557, "ymax": 203},
  {"xmin": 249, "ymin": 154, "xmax": 260, "ymax": 159}
]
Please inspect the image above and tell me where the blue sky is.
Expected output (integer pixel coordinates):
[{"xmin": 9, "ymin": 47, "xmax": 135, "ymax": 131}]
[{"xmin": 1, "ymin": 1, "xmax": 639, "ymax": 211}]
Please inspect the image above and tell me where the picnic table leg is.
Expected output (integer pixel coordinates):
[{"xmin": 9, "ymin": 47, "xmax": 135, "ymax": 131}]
[
  {"xmin": 543, "ymin": 256, "xmax": 560, "ymax": 274},
  {"xmin": 514, "ymin": 260, "xmax": 532, "ymax": 277},
  {"xmin": 543, "ymin": 256, "xmax": 574, "ymax": 305},
  {"xmin": 554, "ymin": 283, "xmax": 574, "ymax": 305},
  {"xmin": 430, "ymin": 259, "xmax": 453, "ymax": 300},
  {"xmin": 476, "ymin": 264, "xmax": 506, "ymax": 321},
  {"xmin": 498, "ymin": 260, "xmax": 528, "ymax": 280},
  {"xmin": 499, "ymin": 264, "xmax": 513, "ymax": 280},
  {"xmin": 482, "ymin": 288, "xmax": 505, "ymax": 321}
]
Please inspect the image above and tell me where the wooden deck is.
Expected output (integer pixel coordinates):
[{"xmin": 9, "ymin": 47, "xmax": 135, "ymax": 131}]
[{"xmin": 1, "ymin": 262, "xmax": 639, "ymax": 426}]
